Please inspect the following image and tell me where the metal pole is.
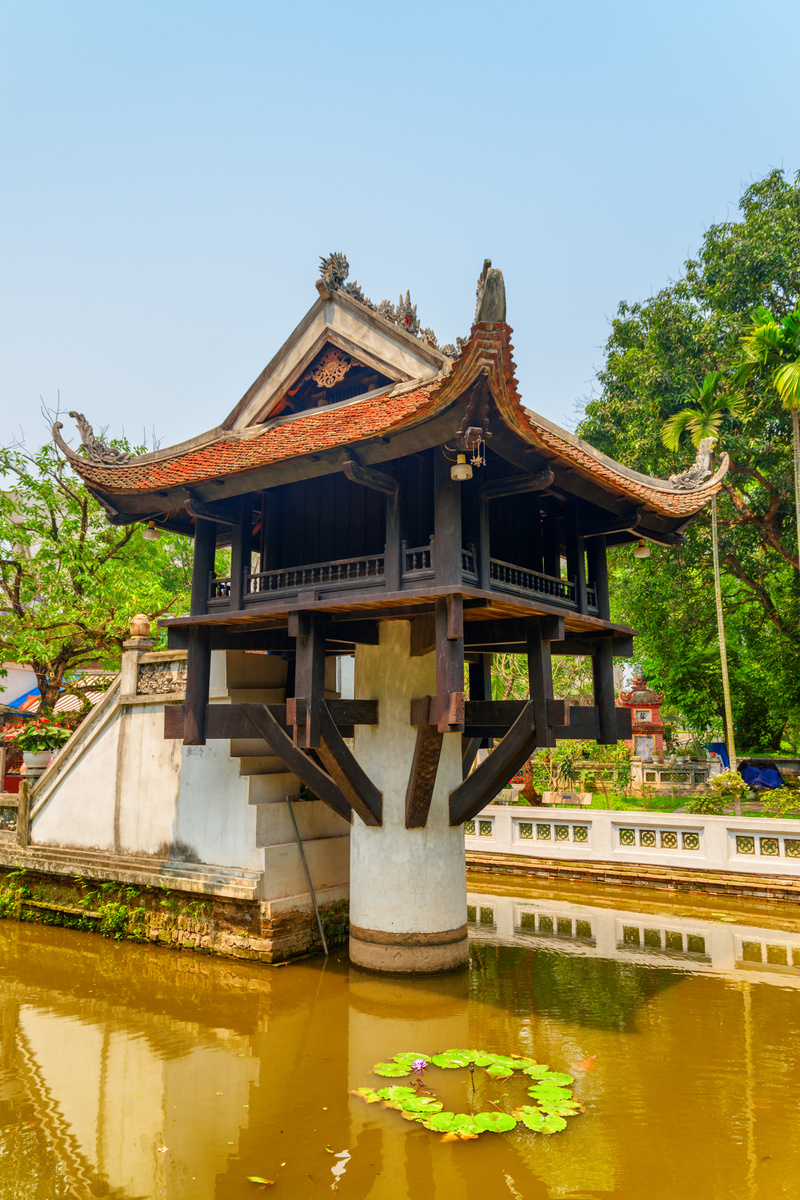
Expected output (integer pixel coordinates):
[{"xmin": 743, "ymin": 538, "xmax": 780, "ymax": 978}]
[{"xmin": 285, "ymin": 794, "xmax": 328, "ymax": 956}]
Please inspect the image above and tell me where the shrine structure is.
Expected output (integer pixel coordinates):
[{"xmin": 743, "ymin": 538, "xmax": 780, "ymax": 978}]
[
  {"xmin": 619, "ymin": 671, "xmax": 667, "ymax": 761},
  {"xmin": 55, "ymin": 256, "xmax": 727, "ymax": 972}
]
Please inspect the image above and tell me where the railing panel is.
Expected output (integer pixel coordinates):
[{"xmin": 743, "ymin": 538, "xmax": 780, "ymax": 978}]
[
  {"xmin": 246, "ymin": 554, "xmax": 385, "ymax": 596},
  {"xmin": 489, "ymin": 558, "xmax": 576, "ymax": 606}
]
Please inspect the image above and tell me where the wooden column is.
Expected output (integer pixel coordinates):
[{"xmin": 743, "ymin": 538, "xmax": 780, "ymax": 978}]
[
  {"xmin": 586, "ymin": 534, "xmax": 611, "ymax": 620},
  {"xmin": 190, "ymin": 518, "xmax": 217, "ymax": 616},
  {"xmin": 593, "ymin": 639, "xmax": 617, "ymax": 744},
  {"xmin": 463, "ymin": 654, "xmax": 492, "ymax": 775},
  {"xmin": 564, "ymin": 506, "xmax": 588, "ymax": 614},
  {"xmin": 435, "ymin": 594, "xmax": 465, "ymax": 732},
  {"xmin": 289, "ymin": 611, "xmax": 326, "ymax": 749},
  {"xmin": 542, "ymin": 506, "xmax": 560, "ymax": 580},
  {"xmin": 384, "ymin": 473, "xmax": 401, "ymax": 593},
  {"xmin": 527, "ymin": 617, "xmax": 555, "ymax": 748},
  {"xmin": 434, "ymin": 449, "xmax": 462, "ymax": 586},
  {"xmin": 184, "ymin": 627, "xmax": 211, "ymax": 745},
  {"xmin": 478, "ymin": 493, "xmax": 491, "ymax": 590},
  {"xmin": 228, "ymin": 497, "xmax": 249, "ymax": 611},
  {"xmin": 261, "ymin": 489, "xmax": 280, "ymax": 571}
]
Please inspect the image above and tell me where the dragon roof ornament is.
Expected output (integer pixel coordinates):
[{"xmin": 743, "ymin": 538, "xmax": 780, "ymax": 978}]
[
  {"xmin": 52, "ymin": 412, "xmax": 131, "ymax": 465},
  {"xmin": 668, "ymin": 437, "xmax": 718, "ymax": 492},
  {"xmin": 318, "ymin": 252, "xmax": 457, "ymax": 358}
]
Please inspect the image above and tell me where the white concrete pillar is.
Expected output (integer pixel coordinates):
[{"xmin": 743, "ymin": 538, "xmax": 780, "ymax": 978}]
[{"xmin": 349, "ymin": 621, "xmax": 468, "ymax": 973}]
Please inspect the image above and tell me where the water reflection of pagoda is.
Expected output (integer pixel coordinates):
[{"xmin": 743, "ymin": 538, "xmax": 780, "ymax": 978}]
[{"xmin": 619, "ymin": 671, "xmax": 666, "ymax": 761}]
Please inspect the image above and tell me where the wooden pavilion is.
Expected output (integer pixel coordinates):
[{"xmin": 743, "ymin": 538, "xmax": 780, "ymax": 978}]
[{"xmin": 56, "ymin": 256, "xmax": 727, "ymax": 970}]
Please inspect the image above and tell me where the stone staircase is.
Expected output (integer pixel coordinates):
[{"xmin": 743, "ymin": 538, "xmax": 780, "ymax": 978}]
[{"xmin": 221, "ymin": 651, "xmax": 350, "ymax": 906}]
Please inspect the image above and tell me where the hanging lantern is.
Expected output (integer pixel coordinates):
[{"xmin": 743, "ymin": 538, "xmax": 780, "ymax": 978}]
[
  {"xmin": 451, "ymin": 454, "xmax": 473, "ymax": 482},
  {"xmin": 633, "ymin": 539, "xmax": 650, "ymax": 559},
  {"xmin": 142, "ymin": 520, "xmax": 161, "ymax": 541}
]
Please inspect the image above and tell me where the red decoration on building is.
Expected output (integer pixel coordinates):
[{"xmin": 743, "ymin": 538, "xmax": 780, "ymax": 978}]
[{"xmin": 619, "ymin": 671, "xmax": 666, "ymax": 761}]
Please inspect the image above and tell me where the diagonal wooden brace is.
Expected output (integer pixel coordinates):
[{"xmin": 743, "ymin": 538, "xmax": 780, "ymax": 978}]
[
  {"xmin": 241, "ymin": 702, "xmax": 352, "ymax": 823},
  {"xmin": 316, "ymin": 703, "xmax": 382, "ymax": 827},
  {"xmin": 405, "ymin": 695, "xmax": 444, "ymax": 829},
  {"xmin": 448, "ymin": 700, "xmax": 538, "ymax": 826}
]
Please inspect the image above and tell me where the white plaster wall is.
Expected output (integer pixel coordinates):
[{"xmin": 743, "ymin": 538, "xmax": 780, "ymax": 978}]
[
  {"xmin": 32, "ymin": 704, "xmax": 122, "ymax": 851},
  {"xmin": 350, "ymin": 621, "xmax": 466, "ymax": 936},
  {"xmin": 116, "ymin": 705, "xmax": 182, "ymax": 855},
  {"xmin": 174, "ymin": 721, "xmax": 261, "ymax": 871}
]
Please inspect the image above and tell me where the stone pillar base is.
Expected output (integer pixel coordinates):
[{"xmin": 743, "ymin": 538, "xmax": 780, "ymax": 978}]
[{"xmin": 349, "ymin": 923, "xmax": 469, "ymax": 974}]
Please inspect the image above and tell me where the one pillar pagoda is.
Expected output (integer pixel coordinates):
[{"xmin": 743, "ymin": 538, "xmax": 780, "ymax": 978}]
[{"xmin": 57, "ymin": 255, "xmax": 728, "ymax": 973}]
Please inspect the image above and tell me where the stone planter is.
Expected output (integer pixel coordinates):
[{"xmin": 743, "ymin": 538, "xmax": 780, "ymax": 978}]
[{"xmin": 22, "ymin": 750, "xmax": 51, "ymax": 777}]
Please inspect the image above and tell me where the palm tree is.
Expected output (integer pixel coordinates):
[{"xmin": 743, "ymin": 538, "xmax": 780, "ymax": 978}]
[
  {"xmin": 662, "ymin": 373, "xmax": 744, "ymax": 796},
  {"xmin": 734, "ymin": 305, "xmax": 800, "ymax": 563}
]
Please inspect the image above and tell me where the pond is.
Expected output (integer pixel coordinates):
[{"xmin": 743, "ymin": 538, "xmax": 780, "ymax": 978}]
[{"xmin": 1, "ymin": 876, "xmax": 799, "ymax": 1199}]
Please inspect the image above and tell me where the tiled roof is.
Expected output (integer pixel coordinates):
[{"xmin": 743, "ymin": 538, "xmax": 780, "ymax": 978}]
[
  {"xmin": 64, "ymin": 320, "xmax": 726, "ymax": 521},
  {"xmin": 69, "ymin": 384, "xmax": 439, "ymax": 493}
]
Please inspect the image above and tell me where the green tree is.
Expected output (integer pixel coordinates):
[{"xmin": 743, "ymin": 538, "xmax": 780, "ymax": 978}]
[
  {"xmin": 661, "ymin": 372, "xmax": 745, "ymax": 774},
  {"xmin": 0, "ymin": 438, "xmax": 191, "ymax": 711},
  {"xmin": 579, "ymin": 168, "xmax": 800, "ymax": 750},
  {"xmin": 734, "ymin": 305, "xmax": 800, "ymax": 561}
]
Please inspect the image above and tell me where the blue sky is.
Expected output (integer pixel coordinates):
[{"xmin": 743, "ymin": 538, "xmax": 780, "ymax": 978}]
[{"xmin": 1, "ymin": 0, "xmax": 798, "ymax": 454}]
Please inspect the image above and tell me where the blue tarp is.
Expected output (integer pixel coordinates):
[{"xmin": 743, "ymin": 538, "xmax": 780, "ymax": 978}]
[
  {"xmin": 739, "ymin": 762, "xmax": 784, "ymax": 791},
  {"xmin": 706, "ymin": 741, "xmax": 729, "ymax": 769}
]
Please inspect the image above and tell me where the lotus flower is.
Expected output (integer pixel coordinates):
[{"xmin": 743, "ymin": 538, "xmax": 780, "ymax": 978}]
[{"xmin": 411, "ymin": 1059, "xmax": 427, "ymax": 1073}]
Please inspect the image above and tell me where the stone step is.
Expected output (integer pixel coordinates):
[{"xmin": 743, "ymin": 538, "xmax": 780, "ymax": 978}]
[
  {"xmin": 0, "ymin": 844, "xmax": 263, "ymax": 900},
  {"xmin": 260, "ymin": 836, "xmax": 349, "ymax": 901},
  {"xmin": 256, "ymin": 799, "xmax": 350, "ymax": 847},
  {"xmin": 247, "ymin": 771, "xmax": 302, "ymax": 805},
  {"xmin": 237, "ymin": 756, "xmax": 291, "ymax": 777}
]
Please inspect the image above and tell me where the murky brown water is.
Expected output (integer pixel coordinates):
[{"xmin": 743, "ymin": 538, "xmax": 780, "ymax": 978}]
[{"xmin": 1, "ymin": 879, "xmax": 800, "ymax": 1200}]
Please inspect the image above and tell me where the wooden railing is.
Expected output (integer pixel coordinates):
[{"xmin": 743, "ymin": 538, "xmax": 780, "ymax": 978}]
[
  {"xmin": 490, "ymin": 558, "xmax": 576, "ymax": 605},
  {"xmin": 206, "ymin": 544, "xmax": 598, "ymax": 614},
  {"xmin": 402, "ymin": 539, "xmax": 434, "ymax": 577},
  {"xmin": 245, "ymin": 553, "xmax": 385, "ymax": 597}
]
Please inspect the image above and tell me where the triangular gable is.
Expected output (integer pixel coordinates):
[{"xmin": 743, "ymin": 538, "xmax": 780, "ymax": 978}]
[{"xmin": 223, "ymin": 284, "xmax": 452, "ymax": 430}]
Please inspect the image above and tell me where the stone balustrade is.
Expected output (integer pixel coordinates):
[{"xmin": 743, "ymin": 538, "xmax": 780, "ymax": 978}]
[{"xmin": 465, "ymin": 804, "xmax": 800, "ymax": 878}]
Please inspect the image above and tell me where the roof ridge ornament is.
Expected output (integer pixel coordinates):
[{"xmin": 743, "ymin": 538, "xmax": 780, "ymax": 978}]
[
  {"xmin": 668, "ymin": 436, "xmax": 717, "ymax": 491},
  {"xmin": 52, "ymin": 412, "xmax": 131, "ymax": 465},
  {"xmin": 317, "ymin": 252, "xmax": 456, "ymax": 358},
  {"xmin": 475, "ymin": 259, "xmax": 507, "ymax": 324}
]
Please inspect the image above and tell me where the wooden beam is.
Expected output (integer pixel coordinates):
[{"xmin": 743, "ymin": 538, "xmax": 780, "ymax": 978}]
[
  {"xmin": 434, "ymin": 448, "xmax": 462, "ymax": 586},
  {"xmin": 593, "ymin": 637, "xmax": 618, "ymax": 744},
  {"xmin": 481, "ymin": 468, "xmax": 554, "ymax": 500},
  {"xmin": 527, "ymin": 617, "xmax": 556, "ymax": 749},
  {"xmin": 228, "ymin": 497, "xmax": 248, "ymax": 612},
  {"xmin": 582, "ymin": 511, "xmax": 641, "ymax": 538},
  {"xmin": 184, "ymin": 627, "xmax": 211, "ymax": 745},
  {"xmin": 435, "ymin": 595, "xmax": 464, "ymax": 732},
  {"xmin": 449, "ymin": 701, "xmax": 537, "ymax": 825},
  {"xmin": 343, "ymin": 459, "xmax": 398, "ymax": 495},
  {"xmin": 586, "ymin": 535, "xmax": 611, "ymax": 621},
  {"xmin": 240, "ymin": 702, "xmax": 352, "ymax": 823},
  {"xmin": 185, "ymin": 496, "xmax": 238, "ymax": 527},
  {"xmin": 290, "ymin": 612, "xmax": 326, "ymax": 749},
  {"xmin": 384, "ymin": 474, "xmax": 401, "ymax": 591},
  {"xmin": 164, "ymin": 699, "xmax": 378, "ymax": 741},
  {"xmin": 316, "ymin": 703, "xmax": 382, "ymax": 826},
  {"xmin": 405, "ymin": 695, "xmax": 444, "ymax": 829},
  {"xmin": 190, "ymin": 518, "xmax": 217, "ymax": 617}
]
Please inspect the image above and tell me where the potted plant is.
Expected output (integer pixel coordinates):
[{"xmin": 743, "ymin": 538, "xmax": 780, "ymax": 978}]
[{"xmin": 3, "ymin": 716, "xmax": 72, "ymax": 774}]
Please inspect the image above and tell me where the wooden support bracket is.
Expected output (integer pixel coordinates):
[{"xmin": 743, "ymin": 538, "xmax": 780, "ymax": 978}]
[
  {"xmin": 481, "ymin": 468, "xmax": 554, "ymax": 500},
  {"xmin": 449, "ymin": 701, "xmax": 538, "ymax": 826},
  {"xmin": 405, "ymin": 695, "xmax": 444, "ymax": 829},
  {"xmin": 343, "ymin": 459, "xmax": 398, "ymax": 494},
  {"xmin": 240, "ymin": 702, "xmax": 352, "ymax": 823},
  {"xmin": 316, "ymin": 703, "xmax": 382, "ymax": 826}
]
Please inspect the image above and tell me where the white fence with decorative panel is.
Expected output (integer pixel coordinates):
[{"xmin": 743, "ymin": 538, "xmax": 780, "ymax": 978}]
[{"xmin": 465, "ymin": 804, "xmax": 800, "ymax": 877}]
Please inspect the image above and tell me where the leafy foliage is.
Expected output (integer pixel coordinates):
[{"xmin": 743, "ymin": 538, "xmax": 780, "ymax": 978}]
[
  {"xmin": 578, "ymin": 169, "xmax": 800, "ymax": 750},
  {"xmin": 0, "ymin": 435, "xmax": 192, "ymax": 710},
  {"xmin": 352, "ymin": 1048, "xmax": 582, "ymax": 1140}
]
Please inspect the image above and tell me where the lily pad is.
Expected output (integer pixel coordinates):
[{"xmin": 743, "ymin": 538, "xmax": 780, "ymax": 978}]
[
  {"xmin": 349, "ymin": 1087, "xmax": 381, "ymax": 1104},
  {"xmin": 400, "ymin": 1097, "xmax": 444, "ymax": 1115},
  {"xmin": 419, "ymin": 1111, "xmax": 459, "ymax": 1132},
  {"xmin": 540, "ymin": 1072, "xmax": 574, "ymax": 1086},
  {"xmin": 430, "ymin": 1051, "xmax": 474, "ymax": 1069},
  {"xmin": 372, "ymin": 1061, "xmax": 412, "ymax": 1077},
  {"xmin": 541, "ymin": 1114, "xmax": 568, "ymax": 1134},
  {"xmin": 517, "ymin": 1106, "xmax": 545, "ymax": 1131},
  {"xmin": 392, "ymin": 1052, "xmax": 431, "ymax": 1069},
  {"xmin": 485, "ymin": 1064, "xmax": 515, "ymax": 1080},
  {"xmin": 473, "ymin": 1112, "xmax": 517, "ymax": 1133}
]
